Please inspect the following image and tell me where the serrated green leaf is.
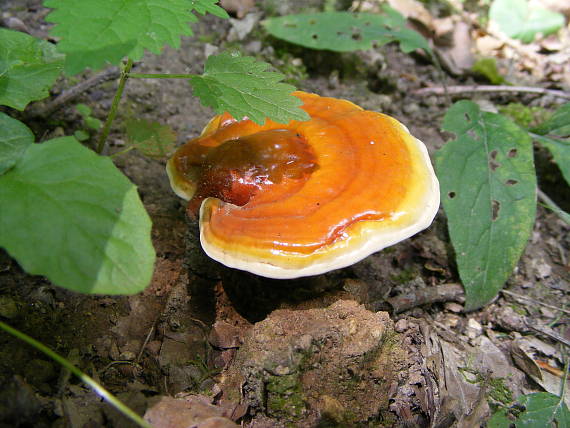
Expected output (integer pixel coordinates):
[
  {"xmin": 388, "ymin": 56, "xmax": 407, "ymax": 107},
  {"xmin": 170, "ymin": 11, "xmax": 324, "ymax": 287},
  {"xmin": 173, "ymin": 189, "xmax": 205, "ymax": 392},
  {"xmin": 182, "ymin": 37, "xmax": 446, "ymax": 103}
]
[
  {"xmin": 262, "ymin": 7, "xmax": 431, "ymax": 54},
  {"xmin": 516, "ymin": 392, "xmax": 570, "ymax": 428},
  {"xmin": 126, "ymin": 118, "xmax": 177, "ymax": 158},
  {"xmin": 45, "ymin": 0, "xmax": 199, "ymax": 75},
  {"xmin": 0, "ymin": 137, "xmax": 155, "ymax": 295},
  {"xmin": 436, "ymin": 101, "xmax": 536, "ymax": 310},
  {"xmin": 0, "ymin": 113, "xmax": 34, "ymax": 175},
  {"xmin": 189, "ymin": 52, "xmax": 310, "ymax": 125},
  {"xmin": 190, "ymin": 0, "xmax": 229, "ymax": 19},
  {"xmin": 490, "ymin": 0, "xmax": 564, "ymax": 43},
  {"xmin": 0, "ymin": 28, "xmax": 64, "ymax": 110},
  {"xmin": 531, "ymin": 103, "xmax": 570, "ymax": 137}
]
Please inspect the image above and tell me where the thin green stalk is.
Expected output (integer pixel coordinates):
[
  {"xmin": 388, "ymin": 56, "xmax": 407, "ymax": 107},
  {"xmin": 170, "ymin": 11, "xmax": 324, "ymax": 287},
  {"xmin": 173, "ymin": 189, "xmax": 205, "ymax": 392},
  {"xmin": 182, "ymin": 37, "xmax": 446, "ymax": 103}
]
[
  {"xmin": 97, "ymin": 58, "xmax": 134, "ymax": 154},
  {"xmin": 110, "ymin": 145, "xmax": 136, "ymax": 159},
  {"xmin": 128, "ymin": 73, "xmax": 196, "ymax": 79},
  {"xmin": 0, "ymin": 320, "xmax": 154, "ymax": 428}
]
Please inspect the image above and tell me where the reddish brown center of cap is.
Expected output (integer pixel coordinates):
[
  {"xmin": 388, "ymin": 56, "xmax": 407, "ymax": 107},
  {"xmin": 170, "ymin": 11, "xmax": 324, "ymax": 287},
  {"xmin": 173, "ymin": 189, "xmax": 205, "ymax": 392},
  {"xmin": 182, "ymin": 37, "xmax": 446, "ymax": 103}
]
[{"xmin": 177, "ymin": 129, "xmax": 318, "ymax": 214}]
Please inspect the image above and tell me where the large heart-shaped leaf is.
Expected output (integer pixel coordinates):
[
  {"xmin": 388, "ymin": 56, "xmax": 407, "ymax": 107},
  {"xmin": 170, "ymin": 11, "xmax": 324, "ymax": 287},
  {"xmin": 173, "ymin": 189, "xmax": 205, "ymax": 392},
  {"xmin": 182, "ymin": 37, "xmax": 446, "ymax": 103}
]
[{"xmin": 0, "ymin": 137, "xmax": 155, "ymax": 294}]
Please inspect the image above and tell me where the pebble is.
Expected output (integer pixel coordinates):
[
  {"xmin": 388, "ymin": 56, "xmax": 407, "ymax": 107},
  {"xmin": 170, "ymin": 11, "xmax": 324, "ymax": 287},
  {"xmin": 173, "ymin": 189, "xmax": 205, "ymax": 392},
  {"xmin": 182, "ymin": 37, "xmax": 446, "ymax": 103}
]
[
  {"xmin": 466, "ymin": 318, "xmax": 483, "ymax": 339},
  {"xmin": 394, "ymin": 319, "xmax": 408, "ymax": 333}
]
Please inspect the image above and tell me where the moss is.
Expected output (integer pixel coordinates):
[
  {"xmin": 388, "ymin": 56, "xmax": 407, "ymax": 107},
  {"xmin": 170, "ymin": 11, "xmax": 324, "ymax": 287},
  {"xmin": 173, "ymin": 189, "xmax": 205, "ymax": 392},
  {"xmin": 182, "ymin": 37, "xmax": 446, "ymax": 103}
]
[
  {"xmin": 389, "ymin": 269, "xmax": 417, "ymax": 284},
  {"xmin": 266, "ymin": 373, "xmax": 306, "ymax": 420},
  {"xmin": 459, "ymin": 367, "xmax": 513, "ymax": 406},
  {"xmin": 498, "ymin": 103, "xmax": 551, "ymax": 130}
]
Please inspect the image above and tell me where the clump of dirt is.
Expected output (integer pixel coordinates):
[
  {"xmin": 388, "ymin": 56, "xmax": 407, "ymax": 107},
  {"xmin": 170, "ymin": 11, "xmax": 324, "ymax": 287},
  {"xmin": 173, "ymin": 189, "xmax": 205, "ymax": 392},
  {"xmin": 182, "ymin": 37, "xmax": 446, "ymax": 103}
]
[{"xmin": 219, "ymin": 300, "xmax": 408, "ymax": 426}]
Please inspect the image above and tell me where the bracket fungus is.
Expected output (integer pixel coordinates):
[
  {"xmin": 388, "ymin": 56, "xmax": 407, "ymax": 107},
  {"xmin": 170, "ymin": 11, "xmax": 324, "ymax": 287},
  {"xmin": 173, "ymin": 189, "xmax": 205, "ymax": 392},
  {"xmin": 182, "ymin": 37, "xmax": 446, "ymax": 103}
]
[{"xmin": 167, "ymin": 92, "xmax": 439, "ymax": 279}]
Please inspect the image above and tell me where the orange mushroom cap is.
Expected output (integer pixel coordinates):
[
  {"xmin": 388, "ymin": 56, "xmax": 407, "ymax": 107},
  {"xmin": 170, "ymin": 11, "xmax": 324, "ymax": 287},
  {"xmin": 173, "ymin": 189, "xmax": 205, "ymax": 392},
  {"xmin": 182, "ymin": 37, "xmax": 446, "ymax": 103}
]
[{"xmin": 167, "ymin": 91, "xmax": 439, "ymax": 278}]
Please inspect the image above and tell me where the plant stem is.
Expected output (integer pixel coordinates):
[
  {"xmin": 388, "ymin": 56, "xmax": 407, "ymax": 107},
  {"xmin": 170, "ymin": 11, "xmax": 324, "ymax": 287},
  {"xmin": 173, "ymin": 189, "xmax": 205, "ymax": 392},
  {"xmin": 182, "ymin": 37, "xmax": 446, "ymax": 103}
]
[
  {"xmin": 109, "ymin": 145, "xmax": 136, "ymax": 158},
  {"xmin": 128, "ymin": 73, "xmax": 197, "ymax": 79},
  {"xmin": 0, "ymin": 320, "xmax": 154, "ymax": 428},
  {"xmin": 97, "ymin": 58, "xmax": 134, "ymax": 154}
]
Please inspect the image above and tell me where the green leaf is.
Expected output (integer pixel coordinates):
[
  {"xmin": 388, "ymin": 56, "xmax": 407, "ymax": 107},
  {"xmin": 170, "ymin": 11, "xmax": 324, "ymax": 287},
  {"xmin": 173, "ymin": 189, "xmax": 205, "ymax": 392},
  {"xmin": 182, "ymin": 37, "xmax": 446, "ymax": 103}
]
[
  {"xmin": 45, "ymin": 0, "xmax": 199, "ymax": 75},
  {"xmin": 85, "ymin": 117, "xmax": 102, "ymax": 131},
  {"xmin": 190, "ymin": 0, "xmax": 229, "ymax": 19},
  {"xmin": 125, "ymin": 118, "xmax": 177, "ymax": 158},
  {"xmin": 472, "ymin": 57, "xmax": 507, "ymax": 85},
  {"xmin": 516, "ymin": 392, "xmax": 570, "ymax": 427},
  {"xmin": 490, "ymin": 0, "xmax": 564, "ymax": 43},
  {"xmin": 0, "ymin": 137, "xmax": 155, "ymax": 295},
  {"xmin": 262, "ymin": 7, "xmax": 431, "ymax": 54},
  {"xmin": 73, "ymin": 129, "xmax": 90, "ymax": 141},
  {"xmin": 531, "ymin": 103, "xmax": 570, "ymax": 186},
  {"xmin": 436, "ymin": 101, "xmax": 536, "ymax": 311},
  {"xmin": 0, "ymin": 113, "xmax": 34, "ymax": 175},
  {"xmin": 189, "ymin": 52, "xmax": 310, "ymax": 125},
  {"xmin": 75, "ymin": 103, "xmax": 91, "ymax": 118},
  {"xmin": 0, "ymin": 28, "xmax": 64, "ymax": 110},
  {"xmin": 487, "ymin": 409, "xmax": 513, "ymax": 428},
  {"xmin": 531, "ymin": 103, "xmax": 570, "ymax": 137},
  {"xmin": 532, "ymin": 134, "xmax": 570, "ymax": 187}
]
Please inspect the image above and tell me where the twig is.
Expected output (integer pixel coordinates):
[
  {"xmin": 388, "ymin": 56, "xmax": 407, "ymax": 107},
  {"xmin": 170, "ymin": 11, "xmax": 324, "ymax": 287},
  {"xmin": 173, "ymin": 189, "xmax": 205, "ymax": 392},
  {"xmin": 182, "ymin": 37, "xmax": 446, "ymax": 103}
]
[
  {"xmin": 525, "ymin": 319, "xmax": 570, "ymax": 348},
  {"xmin": 386, "ymin": 283, "xmax": 464, "ymax": 314},
  {"xmin": 136, "ymin": 323, "xmax": 156, "ymax": 364},
  {"xmin": 29, "ymin": 67, "xmax": 120, "ymax": 117},
  {"xmin": 413, "ymin": 85, "xmax": 570, "ymax": 100},
  {"xmin": 501, "ymin": 289, "xmax": 570, "ymax": 316},
  {"xmin": 537, "ymin": 188, "xmax": 570, "ymax": 228}
]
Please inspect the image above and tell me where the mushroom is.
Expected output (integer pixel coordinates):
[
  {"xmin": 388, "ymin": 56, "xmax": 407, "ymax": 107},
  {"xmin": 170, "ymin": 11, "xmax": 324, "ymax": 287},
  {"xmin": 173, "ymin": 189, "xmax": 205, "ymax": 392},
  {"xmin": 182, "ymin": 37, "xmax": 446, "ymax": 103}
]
[{"xmin": 167, "ymin": 92, "xmax": 439, "ymax": 279}]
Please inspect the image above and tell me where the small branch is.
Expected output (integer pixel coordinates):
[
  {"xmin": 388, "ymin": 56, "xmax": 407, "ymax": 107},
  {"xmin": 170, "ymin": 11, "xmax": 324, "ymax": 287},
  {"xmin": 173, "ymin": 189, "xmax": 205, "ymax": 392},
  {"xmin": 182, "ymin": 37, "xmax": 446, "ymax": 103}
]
[
  {"xmin": 501, "ymin": 289, "xmax": 570, "ymax": 316},
  {"xmin": 97, "ymin": 58, "xmax": 133, "ymax": 154},
  {"xmin": 386, "ymin": 283, "xmax": 464, "ymax": 314},
  {"xmin": 413, "ymin": 85, "xmax": 570, "ymax": 100},
  {"xmin": 29, "ymin": 67, "xmax": 121, "ymax": 117}
]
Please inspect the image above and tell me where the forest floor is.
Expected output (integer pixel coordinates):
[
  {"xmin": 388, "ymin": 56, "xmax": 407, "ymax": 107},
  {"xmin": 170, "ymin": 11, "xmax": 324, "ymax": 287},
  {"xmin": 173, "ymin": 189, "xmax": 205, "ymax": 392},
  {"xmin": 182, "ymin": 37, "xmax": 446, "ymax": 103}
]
[{"xmin": 1, "ymin": 1, "xmax": 569, "ymax": 427}]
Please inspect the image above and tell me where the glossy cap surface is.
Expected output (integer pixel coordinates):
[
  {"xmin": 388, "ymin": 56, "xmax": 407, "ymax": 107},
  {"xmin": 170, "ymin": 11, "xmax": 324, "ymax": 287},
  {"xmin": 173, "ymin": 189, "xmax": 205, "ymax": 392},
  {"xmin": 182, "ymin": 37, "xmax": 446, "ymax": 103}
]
[{"xmin": 167, "ymin": 92, "xmax": 440, "ymax": 278}]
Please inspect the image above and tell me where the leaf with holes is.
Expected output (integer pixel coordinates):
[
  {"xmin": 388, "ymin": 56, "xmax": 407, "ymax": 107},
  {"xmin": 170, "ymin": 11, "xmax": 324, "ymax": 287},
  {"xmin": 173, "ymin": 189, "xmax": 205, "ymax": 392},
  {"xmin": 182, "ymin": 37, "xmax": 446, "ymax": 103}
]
[
  {"xmin": 0, "ymin": 28, "xmax": 64, "ymax": 110},
  {"xmin": 516, "ymin": 392, "xmax": 570, "ymax": 427},
  {"xmin": 531, "ymin": 103, "xmax": 570, "ymax": 186},
  {"xmin": 0, "ymin": 113, "xmax": 34, "ymax": 175},
  {"xmin": 436, "ymin": 101, "xmax": 536, "ymax": 311},
  {"xmin": 0, "ymin": 137, "xmax": 155, "ymax": 294},
  {"xmin": 490, "ymin": 0, "xmax": 564, "ymax": 43},
  {"xmin": 126, "ymin": 118, "xmax": 177, "ymax": 158},
  {"xmin": 45, "ymin": 0, "xmax": 225, "ymax": 75},
  {"xmin": 189, "ymin": 52, "xmax": 309, "ymax": 125},
  {"xmin": 262, "ymin": 6, "xmax": 431, "ymax": 54}
]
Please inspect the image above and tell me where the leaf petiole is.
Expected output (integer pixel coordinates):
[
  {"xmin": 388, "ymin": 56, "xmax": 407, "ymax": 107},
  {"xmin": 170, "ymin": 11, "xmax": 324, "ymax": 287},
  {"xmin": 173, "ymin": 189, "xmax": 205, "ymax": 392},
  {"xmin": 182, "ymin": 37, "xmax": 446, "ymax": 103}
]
[{"xmin": 128, "ymin": 73, "xmax": 197, "ymax": 79}]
